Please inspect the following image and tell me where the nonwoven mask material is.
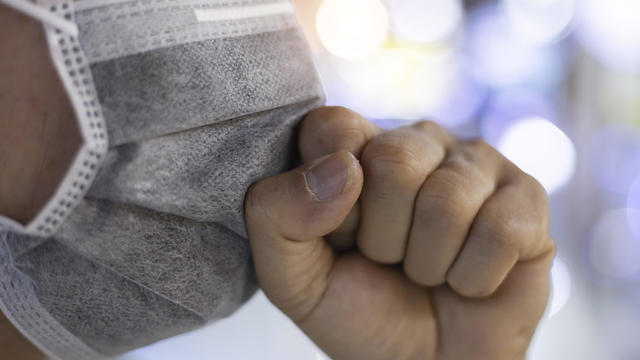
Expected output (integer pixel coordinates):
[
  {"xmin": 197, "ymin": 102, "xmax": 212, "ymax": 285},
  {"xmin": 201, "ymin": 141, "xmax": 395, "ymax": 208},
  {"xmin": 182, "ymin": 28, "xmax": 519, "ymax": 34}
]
[{"xmin": 0, "ymin": 0, "xmax": 325, "ymax": 359}]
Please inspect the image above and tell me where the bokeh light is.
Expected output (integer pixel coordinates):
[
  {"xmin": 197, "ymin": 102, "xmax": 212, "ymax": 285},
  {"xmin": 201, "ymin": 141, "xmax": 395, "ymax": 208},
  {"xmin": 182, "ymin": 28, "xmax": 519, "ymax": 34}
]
[
  {"xmin": 576, "ymin": 0, "xmax": 640, "ymax": 71},
  {"xmin": 386, "ymin": 0, "xmax": 463, "ymax": 44},
  {"xmin": 587, "ymin": 209, "xmax": 640, "ymax": 281},
  {"xmin": 427, "ymin": 70, "xmax": 487, "ymax": 130},
  {"xmin": 593, "ymin": 71, "xmax": 640, "ymax": 131},
  {"xmin": 628, "ymin": 175, "xmax": 640, "ymax": 238},
  {"xmin": 480, "ymin": 90, "xmax": 555, "ymax": 145},
  {"xmin": 465, "ymin": 4, "xmax": 564, "ymax": 88},
  {"xmin": 497, "ymin": 117, "xmax": 576, "ymax": 193},
  {"xmin": 549, "ymin": 258, "xmax": 571, "ymax": 317},
  {"xmin": 329, "ymin": 47, "xmax": 458, "ymax": 121},
  {"xmin": 502, "ymin": 0, "xmax": 576, "ymax": 46},
  {"xmin": 316, "ymin": 0, "xmax": 389, "ymax": 60},
  {"xmin": 589, "ymin": 124, "xmax": 640, "ymax": 194}
]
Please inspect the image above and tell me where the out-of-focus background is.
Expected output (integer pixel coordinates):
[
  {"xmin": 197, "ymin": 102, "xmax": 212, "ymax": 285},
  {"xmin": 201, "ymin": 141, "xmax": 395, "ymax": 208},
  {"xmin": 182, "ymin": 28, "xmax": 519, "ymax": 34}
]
[{"xmin": 120, "ymin": 0, "xmax": 640, "ymax": 359}]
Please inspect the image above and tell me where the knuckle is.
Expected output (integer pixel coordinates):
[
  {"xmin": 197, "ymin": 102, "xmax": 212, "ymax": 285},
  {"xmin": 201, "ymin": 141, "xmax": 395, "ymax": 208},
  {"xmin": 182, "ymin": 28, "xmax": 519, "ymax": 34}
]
[
  {"xmin": 457, "ymin": 139, "xmax": 501, "ymax": 170},
  {"xmin": 412, "ymin": 120, "xmax": 456, "ymax": 147},
  {"xmin": 413, "ymin": 120, "xmax": 446, "ymax": 137},
  {"xmin": 307, "ymin": 106, "xmax": 361, "ymax": 131},
  {"xmin": 475, "ymin": 213, "xmax": 522, "ymax": 250},
  {"xmin": 445, "ymin": 153, "xmax": 496, "ymax": 193},
  {"xmin": 417, "ymin": 171, "xmax": 475, "ymax": 217},
  {"xmin": 321, "ymin": 107, "xmax": 363, "ymax": 133},
  {"xmin": 449, "ymin": 148, "xmax": 476, "ymax": 168},
  {"xmin": 473, "ymin": 183, "xmax": 551, "ymax": 256},
  {"xmin": 330, "ymin": 129, "xmax": 368, "ymax": 154},
  {"xmin": 524, "ymin": 174, "xmax": 549, "ymax": 206},
  {"xmin": 326, "ymin": 106, "xmax": 362, "ymax": 120},
  {"xmin": 463, "ymin": 139, "xmax": 501, "ymax": 163},
  {"xmin": 301, "ymin": 106, "xmax": 370, "ymax": 155},
  {"xmin": 513, "ymin": 174, "xmax": 550, "ymax": 229},
  {"xmin": 301, "ymin": 107, "xmax": 328, "ymax": 134},
  {"xmin": 465, "ymin": 138, "xmax": 495, "ymax": 155},
  {"xmin": 362, "ymin": 132, "xmax": 431, "ymax": 180}
]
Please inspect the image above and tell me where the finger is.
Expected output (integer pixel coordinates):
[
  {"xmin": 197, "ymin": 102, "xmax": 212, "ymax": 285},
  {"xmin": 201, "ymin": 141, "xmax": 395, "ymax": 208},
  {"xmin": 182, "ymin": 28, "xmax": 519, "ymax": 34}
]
[
  {"xmin": 357, "ymin": 121, "xmax": 453, "ymax": 264},
  {"xmin": 245, "ymin": 151, "xmax": 363, "ymax": 321},
  {"xmin": 299, "ymin": 106, "xmax": 381, "ymax": 160},
  {"xmin": 299, "ymin": 107, "xmax": 381, "ymax": 249},
  {"xmin": 447, "ymin": 173, "xmax": 552, "ymax": 298},
  {"xmin": 404, "ymin": 140, "xmax": 503, "ymax": 286},
  {"xmin": 325, "ymin": 205, "xmax": 361, "ymax": 250},
  {"xmin": 435, "ymin": 248, "xmax": 554, "ymax": 360}
]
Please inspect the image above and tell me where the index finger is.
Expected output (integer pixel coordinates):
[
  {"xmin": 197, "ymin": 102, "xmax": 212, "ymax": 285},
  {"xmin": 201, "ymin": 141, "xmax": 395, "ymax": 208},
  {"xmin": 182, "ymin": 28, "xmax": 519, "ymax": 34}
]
[{"xmin": 298, "ymin": 106, "xmax": 381, "ymax": 161}]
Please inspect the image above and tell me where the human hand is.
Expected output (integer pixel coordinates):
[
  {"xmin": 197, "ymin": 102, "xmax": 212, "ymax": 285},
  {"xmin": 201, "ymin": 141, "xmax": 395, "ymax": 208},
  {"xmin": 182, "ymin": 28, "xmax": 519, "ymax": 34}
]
[{"xmin": 245, "ymin": 107, "xmax": 555, "ymax": 360}]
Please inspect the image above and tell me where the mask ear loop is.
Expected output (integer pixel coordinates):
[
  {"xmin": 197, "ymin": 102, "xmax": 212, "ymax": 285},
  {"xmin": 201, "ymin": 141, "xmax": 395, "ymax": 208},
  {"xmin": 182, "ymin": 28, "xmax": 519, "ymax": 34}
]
[
  {"xmin": 0, "ymin": 0, "xmax": 78, "ymax": 36},
  {"xmin": 0, "ymin": 0, "xmax": 107, "ymax": 238}
]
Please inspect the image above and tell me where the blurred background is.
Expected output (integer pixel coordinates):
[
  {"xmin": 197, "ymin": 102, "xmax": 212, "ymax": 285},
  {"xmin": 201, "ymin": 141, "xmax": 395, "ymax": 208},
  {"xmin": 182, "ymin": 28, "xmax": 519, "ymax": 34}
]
[{"xmin": 120, "ymin": 0, "xmax": 640, "ymax": 359}]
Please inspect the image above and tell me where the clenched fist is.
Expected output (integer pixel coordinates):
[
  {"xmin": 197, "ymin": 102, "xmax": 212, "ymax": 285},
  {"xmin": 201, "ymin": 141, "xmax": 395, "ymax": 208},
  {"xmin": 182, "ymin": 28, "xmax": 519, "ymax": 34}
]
[{"xmin": 245, "ymin": 107, "xmax": 555, "ymax": 360}]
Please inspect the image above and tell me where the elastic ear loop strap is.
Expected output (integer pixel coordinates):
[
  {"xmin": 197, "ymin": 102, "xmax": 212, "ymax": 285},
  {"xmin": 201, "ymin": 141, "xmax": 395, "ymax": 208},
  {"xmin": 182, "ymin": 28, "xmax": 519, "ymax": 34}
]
[
  {"xmin": 0, "ymin": 0, "xmax": 78, "ymax": 36},
  {"xmin": 0, "ymin": 4, "xmax": 106, "ymax": 360}
]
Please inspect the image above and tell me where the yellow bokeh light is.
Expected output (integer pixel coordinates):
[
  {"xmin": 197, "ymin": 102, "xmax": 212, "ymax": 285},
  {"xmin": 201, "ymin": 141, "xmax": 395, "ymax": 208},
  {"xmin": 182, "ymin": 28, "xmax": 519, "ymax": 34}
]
[
  {"xmin": 334, "ymin": 46, "xmax": 457, "ymax": 120},
  {"xmin": 316, "ymin": 0, "xmax": 389, "ymax": 60}
]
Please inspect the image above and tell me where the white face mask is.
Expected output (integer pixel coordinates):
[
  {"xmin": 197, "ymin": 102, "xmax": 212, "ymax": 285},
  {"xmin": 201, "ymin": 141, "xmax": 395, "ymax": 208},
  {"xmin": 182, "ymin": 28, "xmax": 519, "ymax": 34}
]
[{"xmin": 0, "ymin": 0, "xmax": 324, "ymax": 359}]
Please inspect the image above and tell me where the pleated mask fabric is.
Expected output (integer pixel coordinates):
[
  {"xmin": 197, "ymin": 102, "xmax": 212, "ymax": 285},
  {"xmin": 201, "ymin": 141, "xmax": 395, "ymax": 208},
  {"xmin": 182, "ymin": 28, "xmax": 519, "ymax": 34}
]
[{"xmin": 0, "ymin": 0, "xmax": 325, "ymax": 359}]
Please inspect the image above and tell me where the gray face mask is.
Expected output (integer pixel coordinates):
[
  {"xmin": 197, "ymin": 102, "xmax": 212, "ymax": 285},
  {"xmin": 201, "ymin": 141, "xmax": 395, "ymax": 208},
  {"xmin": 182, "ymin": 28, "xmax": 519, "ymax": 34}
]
[{"xmin": 0, "ymin": 0, "xmax": 324, "ymax": 359}]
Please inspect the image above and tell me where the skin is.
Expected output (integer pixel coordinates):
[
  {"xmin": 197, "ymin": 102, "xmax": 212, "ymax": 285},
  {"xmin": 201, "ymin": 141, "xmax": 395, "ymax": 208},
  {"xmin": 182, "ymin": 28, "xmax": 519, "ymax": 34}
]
[
  {"xmin": 0, "ymin": 3, "xmax": 554, "ymax": 359},
  {"xmin": 0, "ymin": 4, "xmax": 81, "ymax": 224},
  {"xmin": 0, "ymin": 4, "xmax": 79, "ymax": 359},
  {"xmin": 0, "ymin": 311, "xmax": 46, "ymax": 360},
  {"xmin": 246, "ymin": 107, "xmax": 555, "ymax": 360}
]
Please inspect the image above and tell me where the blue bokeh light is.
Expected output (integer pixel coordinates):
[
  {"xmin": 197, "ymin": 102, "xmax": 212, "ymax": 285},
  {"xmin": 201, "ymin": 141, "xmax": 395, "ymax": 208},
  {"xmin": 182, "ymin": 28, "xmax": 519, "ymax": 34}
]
[
  {"xmin": 586, "ymin": 209, "xmax": 640, "ymax": 284},
  {"xmin": 464, "ymin": 3, "xmax": 566, "ymax": 90},
  {"xmin": 628, "ymin": 175, "xmax": 640, "ymax": 238},
  {"xmin": 589, "ymin": 124, "xmax": 640, "ymax": 194}
]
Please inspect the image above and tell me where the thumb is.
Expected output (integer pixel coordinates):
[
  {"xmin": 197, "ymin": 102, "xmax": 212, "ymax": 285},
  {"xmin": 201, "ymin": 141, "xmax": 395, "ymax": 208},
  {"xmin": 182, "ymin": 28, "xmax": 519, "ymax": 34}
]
[{"xmin": 245, "ymin": 151, "xmax": 363, "ymax": 321}]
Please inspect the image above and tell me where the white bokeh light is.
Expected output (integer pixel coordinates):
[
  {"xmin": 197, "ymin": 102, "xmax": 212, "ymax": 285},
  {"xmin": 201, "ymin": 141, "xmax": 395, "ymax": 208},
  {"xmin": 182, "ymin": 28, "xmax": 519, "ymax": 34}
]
[
  {"xmin": 502, "ymin": 0, "xmax": 576, "ymax": 46},
  {"xmin": 577, "ymin": 0, "xmax": 640, "ymax": 71},
  {"xmin": 332, "ymin": 47, "xmax": 458, "ymax": 120},
  {"xmin": 549, "ymin": 258, "xmax": 571, "ymax": 317},
  {"xmin": 588, "ymin": 209, "xmax": 640, "ymax": 280},
  {"xmin": 316, "ymin": 0, "xmax": 389, "ymax": 60},
  {"xmin": 387, "ymin": 0, "xmax": 463, "ymax": 44},
  {"xmin": 498, "ymin": 117, "xmax": 576, "ymax": 193}
]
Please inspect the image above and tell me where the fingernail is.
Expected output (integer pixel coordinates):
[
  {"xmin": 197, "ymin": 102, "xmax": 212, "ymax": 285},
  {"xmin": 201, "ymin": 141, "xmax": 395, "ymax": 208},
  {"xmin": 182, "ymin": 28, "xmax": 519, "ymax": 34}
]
[{"xmin": 304, "ymin": 152, "xmax": 355, "ymax": 202}]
